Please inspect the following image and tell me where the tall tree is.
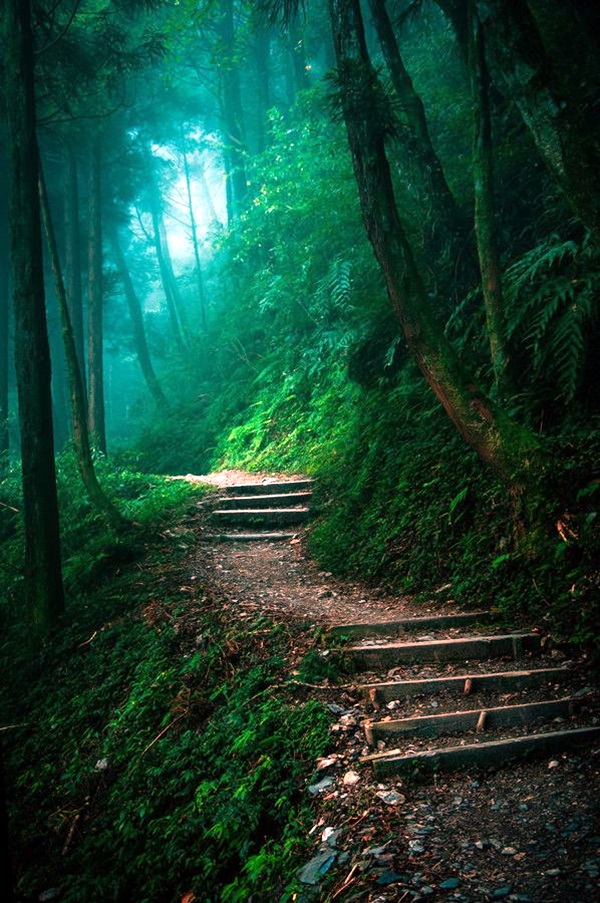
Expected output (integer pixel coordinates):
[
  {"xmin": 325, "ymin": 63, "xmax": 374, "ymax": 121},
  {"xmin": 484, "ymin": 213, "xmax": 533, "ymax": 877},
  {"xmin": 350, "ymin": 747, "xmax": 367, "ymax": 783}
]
[
  {"xmin": 326, "ymin": 0, "xmax": 540, "ymax": 494},
  {"xmin": 467, "ymin": 1, "xmax": 510, "ymax": 391},
  {"xmin": 181, "ymin": 141, "xmax": 208, "ymax": 331},
  {"xmin": 0, "ymin": 245, "xmax": 9, "ymax": 469},
  {"xmin": 87, "ymin": 133, "xmax": 106, "ymax": 453},
  {"xmin": 3, "ymin": 0, "xmax": 64, "ymax": 636},
  {"xmin": 109, "ymin": 225, "xmax": 170, "ymax": 409},
  {"xmin": 218, "ymin": 0, "xmax": 248, "ymax": 220},
  {"xmin": 473, "ymin": 0, "xmax": 600, "ymax": 244},
  {"xmin": 39, "ymin": 164, "xmax": 124, "ymax": 523},
  {"xmin": 367, "ymin": 0, "xmax": 466, "ymax": 260},
  {"xmin": 64, "ymin": 144, "xmax": 86, "ymax": 388}
]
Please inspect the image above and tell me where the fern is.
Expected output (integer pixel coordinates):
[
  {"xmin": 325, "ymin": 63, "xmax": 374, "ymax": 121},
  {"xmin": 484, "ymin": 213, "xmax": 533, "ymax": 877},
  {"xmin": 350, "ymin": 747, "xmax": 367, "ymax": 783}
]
[{"xmin": 504, "ymin": 233, "xmax": 599, "ymax": 404}]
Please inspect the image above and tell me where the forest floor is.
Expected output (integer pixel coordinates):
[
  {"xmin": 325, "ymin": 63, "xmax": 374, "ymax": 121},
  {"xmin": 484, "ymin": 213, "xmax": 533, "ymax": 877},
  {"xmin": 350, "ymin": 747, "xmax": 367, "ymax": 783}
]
[{"xmin": 181, "ymin": 470, "xmax": 600, "ymax": 902}]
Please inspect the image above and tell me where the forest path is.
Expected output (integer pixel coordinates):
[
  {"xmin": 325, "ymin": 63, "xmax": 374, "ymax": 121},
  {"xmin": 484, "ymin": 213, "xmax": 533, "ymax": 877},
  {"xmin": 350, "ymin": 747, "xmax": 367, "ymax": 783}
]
[{"xmin": 179, "ymin": 471, "xmax": 600, "ymax": 902}]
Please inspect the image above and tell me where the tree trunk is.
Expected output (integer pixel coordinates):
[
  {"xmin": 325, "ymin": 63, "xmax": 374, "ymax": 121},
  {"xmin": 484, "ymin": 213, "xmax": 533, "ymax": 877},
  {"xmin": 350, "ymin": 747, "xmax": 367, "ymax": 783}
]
[
  {"xmin": 0, "ymin": 744, "xmax": 15, "ymax": 903},
  {"xmin": 148, "ymin": 170, "xmax": 188, "ymax": 351},
  {"xmin": 468, "ymin": 3, "xmax": 510, "ymax": 392},
  {"xmin": 181, "ymin": 144, "xmax": 208, "ymax": 331},
  {"xmin": 64, "ymin": 145, "xmax": 86, "ymax": 391},
  {"xmin": 87, "ymin": 134, "xmax": 106, "ymax": 453},
  {"xmin": 327, "ymin": 0, "xmax": 540, "ymax": 491},
  {"xmin": 367, "ymin": 0, "xmax": 466, "ymax": 259},
  {"xmin": 0, "ymin": 253, "xmax": 9, "ymax": 469},
  {"xmin": 476, "ymin": 0, "xmax": 600, "ymax": 244},
  {"xmin": 4, "ymin": 0, "xmax": 64, "ymax": 637},
  {"xmin": 39, "ymin": 166, "xmax": 124, "ymax": 524},
  {"xmin": 109, "ymin": 226, "xmax": 170, "ymax": 409},
  {"xmin": 219, "ymin": 0, "xmax": 248, "ymax": 217},
  {"xmin": 254, "ymin": 25, "xmax": 272, "ymax": 153}
]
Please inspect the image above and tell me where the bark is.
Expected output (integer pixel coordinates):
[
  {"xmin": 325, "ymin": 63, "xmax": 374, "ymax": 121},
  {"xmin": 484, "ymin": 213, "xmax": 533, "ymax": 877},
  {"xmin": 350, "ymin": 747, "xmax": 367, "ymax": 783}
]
[
  {"xmin": 219, "ymin": 0, "xmax": 248, "ymax": 217},
  {"xmin": 468, "ymin": 3, "xmax": 510, "ymax": 391},
  {"xmin": 64, "ymin": 145, "xmax": 85, "ymax": 389},
  {"xmin": 4, "ymin": 0, "xmax": 64, "ymax": 636},
  {"xmin": 476, "ymin": 0, "xmax": 600, "ymax": 243},
  {"xmin": 39, "ymin": 166, "xmax": 124, "ymax": 524},
  {"xmin": 367, "ymin": 0, "xmax": 466, "ymax": 254},
  {"xmin": 109, "ymin": 226, "xmax": 170, "ymax": 409},
  {"xmin": 181, "ymin": 145, "xmax": 208, "ymax": 331},
  {"xmin": 327, "ymin": 0, "xmax": 540, "ymax": 489},
  {"xmin": 87, "ymin": 134, "xmax": 106, "ymax": 453},
  {"xmin": 0, "ymin": 254, "xmax": 9, "ymax": 468}
]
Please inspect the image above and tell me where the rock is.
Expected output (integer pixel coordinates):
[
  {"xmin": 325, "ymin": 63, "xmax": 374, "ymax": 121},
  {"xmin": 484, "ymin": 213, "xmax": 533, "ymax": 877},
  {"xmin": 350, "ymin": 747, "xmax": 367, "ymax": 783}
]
[
  {"xmin": 339, "ymin": 714, "xmax": 358, "ymax": 729},
  {"xmin": 439, "ymin": 877, "xmax": 460, "ymax": 890},
  {"xmin": 39, "ymin": 891, "xmax": 61, "ymax": 902},
  {"xmin": 316, "ymin": 756, "xmax": 338, "ymax": 771},
  {"xmin": 501, "ymin": 847, "xmax": 517, "ymax": 856},
  {"xmin": 376, "ymin": 789, "xmax": 406, "ymax": 806},
  {"xmin": 327, "ymin": 703, "xmax": 346, "ymax": 714},
  {"xmin": 548, "ymin": 759, "xmax": 560, "ymax": 769},
  {"xmin": 421, "ymin": 887, "xmax": 435, "ymax": 896},
  {"xmin": 343, "ymin": 770, "xmax": 360, "ymax": 786},
  {"xmin": 322, "ymin": 827, "xmax": 340, "ymax": 847},
  {"xmin": 376, "ymin": 870, "xmax": 405, "ymax": 886},
  {"xmin": 544, "ymin": 868, "xmax": 561, "ymax": 877},
  {"xmin": 492, "ymin": 887, "xmax": 513, "ymax": 899},
  {"xmin": 308, "ymin": 776, "xmax": 335, "ymax": 795},
  {"xmin": 297, "ymin": 851, "xmax": 336, "ymax": 885},
  {"xmin": 409, "ymin": 840, "xmax": 426, "ymax": 854}
]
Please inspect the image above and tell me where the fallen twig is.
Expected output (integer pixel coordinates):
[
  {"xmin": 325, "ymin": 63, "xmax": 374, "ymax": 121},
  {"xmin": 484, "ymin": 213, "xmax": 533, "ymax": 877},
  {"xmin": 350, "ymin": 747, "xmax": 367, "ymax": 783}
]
[
  {"xmin": 141, "ymin": 712, "xmax": 186, "ymax": 757},
  {"xmin": 78, "ymin": 630, "xmax": 98, "ymax": 648}
]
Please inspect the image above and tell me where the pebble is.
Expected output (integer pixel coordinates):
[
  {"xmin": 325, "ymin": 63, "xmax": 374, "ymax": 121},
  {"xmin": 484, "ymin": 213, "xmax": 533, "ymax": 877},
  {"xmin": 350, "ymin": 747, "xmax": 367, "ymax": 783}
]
[
  {"xmin": 501, "ymin": 847, "xmax": 517, "ymax": 856},
  {"xmin": 308, "ymin": 776, "xmax": 335, "ymax": 795},
  {"xmin": 439, "ymin": 877, "xmax": 460, "ymax": 889},
  {"xmin": 376, "ymin": 789, "xmax": 406, "ymax": 806},
  {"xmin": 343, "ymin": 770, "xmax": 360, "ymax": 786},
  {"xmin": 492, "ymin": 887, "xmax": 513, "ymax": 899},
  {"xmin": 409, "ymin": 840, "xmax": 426, "ymax": 854},
  {"xmin": 297, "ymin": 851, "xmax": 336, "ymax": 885},
  {"xmin": 376, "ymin": 870, "xmax": 404, "ymax": 886}
]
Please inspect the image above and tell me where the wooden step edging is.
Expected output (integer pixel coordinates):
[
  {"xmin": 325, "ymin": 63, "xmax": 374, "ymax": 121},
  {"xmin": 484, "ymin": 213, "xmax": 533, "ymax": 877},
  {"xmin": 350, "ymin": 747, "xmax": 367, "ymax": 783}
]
[
  {"xmin": 221, "ymin": 480, "xmax": 314, "ymax": 496},
  {"xmin": 361, "ymin": 666, "xmax": 570, "ymax": 703},
  {"xmin": 218, "ymin": 492, "xmax": 312, "ymax": 510},
  {"xmin": 364, "ymin": 697, "xmax": 577, "ymax": 744},
  {"xmin": 346, "ymin": 633, "xmax": 541, "ymax": 669},
  {"xmin": 213, "ymin": 508, "xmax": 311, "ymax": 525},
  {"xmin": 328, "ymin": 611, "xmax": 497, "ymax": 640},
  {"xmin": 361, "ymin": 726, "xmax": 600, "ymax": 778},
  {"xmin": 217, "ymin": 532, "xmax": 297, "ymax": 542}
]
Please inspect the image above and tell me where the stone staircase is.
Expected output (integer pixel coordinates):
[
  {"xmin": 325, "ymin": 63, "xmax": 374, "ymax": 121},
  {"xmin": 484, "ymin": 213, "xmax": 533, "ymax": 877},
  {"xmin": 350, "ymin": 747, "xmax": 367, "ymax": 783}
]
[
  {"xmin": 327, "ymin": 611, "xmax": 600, "ymax": 779},
  {"xmin": 212, "ymin": 478, "xmax": 315, "ymax": 541}
]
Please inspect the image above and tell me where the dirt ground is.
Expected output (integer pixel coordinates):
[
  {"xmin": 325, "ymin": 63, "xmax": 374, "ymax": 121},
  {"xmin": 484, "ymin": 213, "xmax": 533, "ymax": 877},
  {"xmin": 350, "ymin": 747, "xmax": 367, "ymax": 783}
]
[{"xmin": 184, "ymin": 471, "xmax": 600, "ymax": 903}]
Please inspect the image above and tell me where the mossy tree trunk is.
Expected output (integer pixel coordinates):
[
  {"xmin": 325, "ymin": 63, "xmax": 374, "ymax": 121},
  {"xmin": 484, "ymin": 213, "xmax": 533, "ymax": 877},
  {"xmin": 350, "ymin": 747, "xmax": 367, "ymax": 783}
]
[
  {"xmin": 367, "ymin": 0, "xmax": 467, "ymax": 262},
  {"xmin": 4, "ymin": 0, "xmax": 64, "ymax": 637},
  {"xmin": 467, "ymin": 2, "xmax": 512, "ymax": 393},
  {"xmin": 476, "ymin": 0, "xmax": 600, "ymax": 244},
  {"xmin": 327, "ymin": 0, "xmax": 541, "ymax": 496}
]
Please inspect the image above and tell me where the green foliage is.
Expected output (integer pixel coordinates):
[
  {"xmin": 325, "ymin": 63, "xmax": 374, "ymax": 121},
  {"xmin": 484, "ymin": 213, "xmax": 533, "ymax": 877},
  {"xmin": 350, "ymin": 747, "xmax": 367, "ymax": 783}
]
[
  {"xmin": 504, "ymin": 234, "xmax": 600, "ymax": 407},
  {"xmin": 2, "ymin": 532, "xmax": 330, "ymax": 902}
]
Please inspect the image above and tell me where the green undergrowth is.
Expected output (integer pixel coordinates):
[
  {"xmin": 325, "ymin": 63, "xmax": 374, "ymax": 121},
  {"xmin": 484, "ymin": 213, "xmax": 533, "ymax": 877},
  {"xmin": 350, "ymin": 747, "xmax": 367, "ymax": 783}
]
[{"xmin": 1, "ymin": 495, "xmax": 331, "ymax": 901}]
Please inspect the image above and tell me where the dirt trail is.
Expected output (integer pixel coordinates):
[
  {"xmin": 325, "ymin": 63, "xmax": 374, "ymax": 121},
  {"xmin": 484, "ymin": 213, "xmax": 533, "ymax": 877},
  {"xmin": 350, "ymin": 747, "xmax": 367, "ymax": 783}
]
[{"xmin": 183, "ymin": 471, "xmax": 600, "ymax": 903}]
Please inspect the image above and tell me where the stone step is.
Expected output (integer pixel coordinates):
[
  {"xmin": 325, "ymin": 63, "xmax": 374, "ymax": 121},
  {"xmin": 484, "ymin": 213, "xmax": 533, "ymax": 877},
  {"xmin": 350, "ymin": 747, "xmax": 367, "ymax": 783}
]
[
  {"xmin": 213, "ymin": 507, "xmax": 311, "ymax": 526},
  {"xmin": 217, "ymin": 532, "xmax": 297, "ymax": 542},
  {"xmin": 362, "ymin": 726, "xmax": 600, "ymax": 779},
  {"xmin": 217, "ymin": 492, "xmax": 312, "ymax": 510},
  {"xmin": 365, "ymin": 697, "xmax": 577, "ymax": 744},
  {"xmin": 221, "ymin": 479, "xmax": 314, "ymax": 496},
  {"xmin": 361, "ymin": 666, "xmax": 570, "ymax": 703},
  {"xmin": 328, "ymin": 610, "xmax": 497, "ymax": 640},
  {"xmin": 345, "ymin": 633, "xmax": 541, "ymax": 670}
]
